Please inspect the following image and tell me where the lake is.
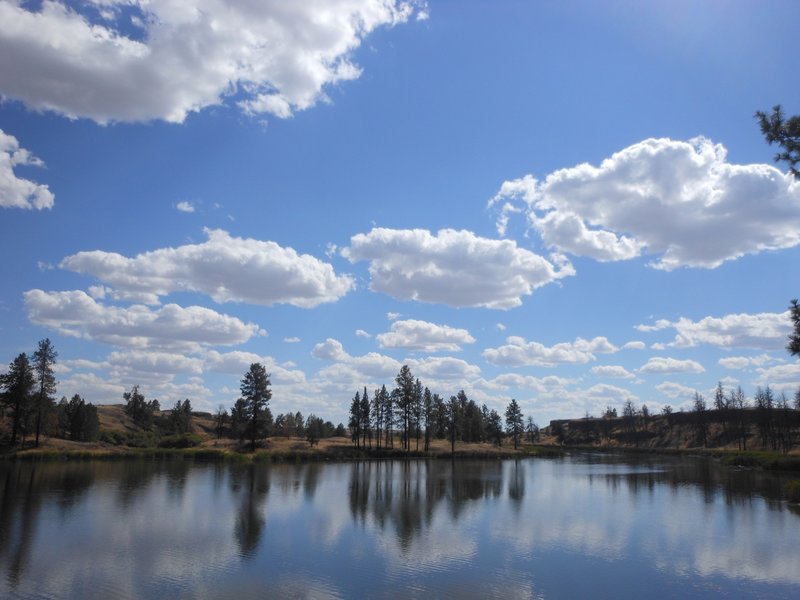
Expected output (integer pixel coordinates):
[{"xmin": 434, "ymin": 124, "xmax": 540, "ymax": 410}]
[{"xmin": 1, "ymin": 454, "xmax": 799, "ymax": 599}]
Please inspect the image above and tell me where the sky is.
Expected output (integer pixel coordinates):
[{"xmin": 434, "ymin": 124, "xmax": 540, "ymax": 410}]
[{"xmin": 1, "ymin": 0, "xmax": 799, "ymax": 426}]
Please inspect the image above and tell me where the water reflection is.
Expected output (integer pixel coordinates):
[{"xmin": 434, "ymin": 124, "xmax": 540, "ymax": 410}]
[
  {"xmin": 0, "ymin": 455, "xmax": 798, "ymax": 599},
  {"xmin": 231, "ymin": 465, "xmax": 269, "ymax": 558}
]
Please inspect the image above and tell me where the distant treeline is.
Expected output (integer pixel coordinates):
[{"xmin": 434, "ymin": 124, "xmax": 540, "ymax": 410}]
[
  {"xmin": 346, "ymin": 364, "xmax": 536, "ymax": 452},
  {"xmin": 551, "ymin": 383, "xmax": 800, "ymax": 452}
]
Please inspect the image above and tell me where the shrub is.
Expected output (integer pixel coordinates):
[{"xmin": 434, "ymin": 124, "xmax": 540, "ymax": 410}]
[{"xmin": 158, "ymin": 433, "xmax": 202, "ymax": 448}]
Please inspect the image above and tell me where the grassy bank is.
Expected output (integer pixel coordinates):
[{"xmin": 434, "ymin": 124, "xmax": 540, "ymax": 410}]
[{"xmin": 2, "ymin": 439, "xmax": 566, "ymax": 463}]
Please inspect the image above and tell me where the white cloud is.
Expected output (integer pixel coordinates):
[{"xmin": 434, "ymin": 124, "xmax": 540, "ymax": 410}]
[
  {"xmin": 61, "ymin": 228, "xmax": 354, "ymax": 307},
  {"xmin": 376, "ymin": 319, "xmax": 475, "ymax": 352},
  {"xmin": 0, "ymin": 1, "xmax": 424, "ymax": 124},
  {"xmin": 590, "ymin": 365, "xmax": 635, "ymax": 379},
  {"xmin": 639, "ymin": 357, "xmax": 705, "ymax": 374},
  {"xmin": 718, "ymin": 354, "xmax": 778, "ymax": 370},
  {"xmin": 755, "ymin": 363, "xmax": 800, "ymax": 387},
  {"xmin": 496, "ymin": 323, "xmax": 507, "ymax": 331},
  {"xmin": 622, "ymin": 340, "xmax": 646, "ymax": 350},
  {"xmin": 480, "ymin": 373, "xmax": 575, "ymax": 393},
  {"xmin": 656, "ymin": 381, "xmax": 698, "ymax": 400},
  {"xmin": 58, "ymin": 372, "xmax": 126, "ymax": 404},
  {"xmin": 176, "ymin": 201, "xmax": 195, "ymax": 213},
  {"xmin": 492, "ymin": 137, "xmax": 800, "ymax": 269},
  {"xmin": 483, "ymin": 336, "xmax": 618, "ymax": 367},
  {"xmin": 343, "ymin": 228, "xmax": 574, "ymax": 309},
  {"xmin": 583, "ymin": 383, "xmax": 638, "ymax": 404},
  {"xmin": 283, "ymin": 337, "xmax": 301, "ymax": 343},
  {"xmin": 407, "ymin": 356, "xmax": 480, "ymax": 381},
  {"xmin": 355, "ymin": 329, "xmax": 372, "ymax": 338},
  {"xmin": 0, "ymin": 129, "xmax": 54, "ymax": 209},
  {"xmin": 23, "ymin": 289, "xmax": 260, "ymax": 351},
  {"xmin": 637, "ymin": 311, "xmax": 790, "ymax": 350},
  {"xmin": 203, "ymin": 350, "xmax": 306, "ymax": 386}
]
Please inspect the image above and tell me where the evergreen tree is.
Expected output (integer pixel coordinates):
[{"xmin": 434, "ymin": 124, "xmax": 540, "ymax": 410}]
[
  {"xmin": 349, "ymin": 391, "xmax": 361, "ymax": 447},
  {"xmin": 394, "ymin": 365, "xmax": 415, "ymax": 451},
  {"xmin": 123, "ymin": 385, "xmax": 158, "ymax": 428},
  {"xmin": 32, "ymin": 338, "xmax": 57, "ymax": 447},
  {"xmin": 505, "ymin": 399, "xmax": 524, "ymax": 449},
  {"xmin": 0, "ymin": 353, "xmax": 35, "ymax": 445},
  {"xmin": 239, "ymin": 363, "xmax": 272, "ymax": 451},
  {"xmin": 305, "ymin": 414, "xmax": 324, "ymax": 447},
  {"xmin": 486, "ymin": 409, "xmax": 503, "ymax": 446},
  {"xmin": 423, "ymin": 387, "xmax": 433, "ymax": 452},
  {"xmin": 756, "ymin": 105, "xmax": 800, "ymax": 178},
  {"xmin": 360, "ymin": 386, "xmax": 371, "ymax": 448}
]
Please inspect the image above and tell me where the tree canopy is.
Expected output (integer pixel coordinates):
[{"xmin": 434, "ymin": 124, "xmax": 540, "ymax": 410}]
[{"xmin": 756, "ymin": 105, "xmax": 800, "ymax": 179}]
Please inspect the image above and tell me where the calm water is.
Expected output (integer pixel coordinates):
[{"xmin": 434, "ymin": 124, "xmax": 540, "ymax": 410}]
[{"xmin": 1, "ymin": 454, "xmax": 799, "ymax": 599}]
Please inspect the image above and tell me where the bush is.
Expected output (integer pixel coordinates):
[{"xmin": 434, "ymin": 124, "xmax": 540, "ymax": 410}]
[{"xmin": 158, "ymin": 433, "xmax": 202, "ymax": 448}]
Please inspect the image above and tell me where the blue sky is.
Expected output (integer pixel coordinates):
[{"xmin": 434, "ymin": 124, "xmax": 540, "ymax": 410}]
[{"xmin": 1, "ymin": 0, "xmax": 799, "ymax": 425}]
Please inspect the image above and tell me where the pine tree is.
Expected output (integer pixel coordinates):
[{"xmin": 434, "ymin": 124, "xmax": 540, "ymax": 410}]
[
  {"xmin": 32, "ymin": 338, "xmax": 57, "ymax": 447},
  {"xmin": 239, "ymin": 363, "xmax": 272, "ymax": 451},
  {"xmin": 0, "ymin": 353, "xmax": 35, "ymax": 446},
  {"xmin": 505, "ymin": 399, "xmax": 524, "ymax": 449}
]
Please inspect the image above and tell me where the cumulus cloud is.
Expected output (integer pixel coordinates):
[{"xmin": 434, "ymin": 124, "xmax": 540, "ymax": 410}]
[
  {"xmin": 480, "ymin": 374, "xmax": 576, "ymax": 393},
  {"xmin": 61, "ymin": 228, "xmax": 354, "ymax": 307},
  {"xmin": 23, "ymin": 289, "xmax": 261, "ymax": 351},
  {"xmin": 636, "ymin": 311, "xmax": 790, "ymax": 350},
  {"xmin": 355, "ymin": 329, "xmax": 372, "ymax": 339},
  {"xmin": 656, "ymin": 381, "xmax": 698, "ymax": 400},
  {"xmin": 376, "ymin": 319, "xmax": 475, "ymax": 352},
  {"xmin": 343, "ymin": 228, "xmax": 574, "ymax": 309},
  {"xmin": 0, "ymin": 129, "xmax": 54, "ymax": 209},
  {"xmin": 407, "ymin": 356, "xmax": 480, "ymax": 381},
  {"xmin": 622, "ymin": 341, "xmax": 646, "ymax": 350},
  {"xmin": 718, "ymin": 354, "xmax": 778, "ymax": 370},
  {"xmin": 755, "ymin": 363, "xmax": 800, "ymax": 389},
  {"xmin": 639, "ymin": 357, "xmax": 705, "ymax": 374},
  {"xmin": 491, "ymin": 137, "xmax": 800, "ymax": 270},
  {"xmin": 175, "ymin": 201, "xmax": 195, "ymax": 213},
  {"xmin": 0, "ymin": 1, "xmax": 424, "ymax": 124},
  {"xmin": 483, "ymin": 336, "xmax": 618, "ymax": 367},
  {"xmin": 203, "ymin": 350, "xmax": 306, "ymax": 386},
  {"xmin": 590, "ymin": 365, "xmax": 635, "ymax": 379}
]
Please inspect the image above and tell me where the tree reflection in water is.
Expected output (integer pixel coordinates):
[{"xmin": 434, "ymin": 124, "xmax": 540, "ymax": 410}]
[
  {"xmin": 231, "ymin": 464, "xmax": 270, "ymax": 559},
  {"xmin": 347, "ymin": 460, "xmax": 509, "ymax": 552}
]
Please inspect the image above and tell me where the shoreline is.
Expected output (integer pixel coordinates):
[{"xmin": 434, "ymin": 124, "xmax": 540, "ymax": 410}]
[{"xmin": 3, "ymin": 442, "xmax": 800, "ymax": 471}]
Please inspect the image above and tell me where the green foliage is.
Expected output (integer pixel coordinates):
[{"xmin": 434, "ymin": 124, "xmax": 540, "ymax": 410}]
[
  {"xmin": 158, "ymin": 433, "xmax": 202, "ymax": 448},
  {"xmin": 239, "ymin": 363, "xmax": 272, "ymax": 451},
  {"xmin": 305, "ymin": 414, "xmax": 324, "ymax": 447},
  {"xmin": 168, "ymin": 398, "xmax": 192, "ymax": 434},
  {"xmin": 756, "ymin": 105, "xmax": 800, "ymax": 179},
  {"xmin": 56, "ymin": 394, "xmax": 100, "ymax": 442},
  {"xmin": 788, "ymin": 299, "xmax": 800, "ymax": 358},
  {"xmin": 31, "ymin": 338, "xmax": 58, "ymax": 447},
  {"xmin": 123, "ymin": 385, "xmax": 158, "ymax": 429},
  {"xmin": 0, "ymin": 352, "xmax": 35, "ymax": 445},
  {"xmin": 505, "ymin": 399, "xmax": 524, "ymax": 449}
]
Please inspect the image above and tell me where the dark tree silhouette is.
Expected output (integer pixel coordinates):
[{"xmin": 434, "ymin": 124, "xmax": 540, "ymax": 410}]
[
  {"xmin": 788, "ymin": 299, "xmax": 800, "ymax": 357},
  {"xmin": 239, "ymin": 363, "xmax": 272, "ymax": 451},
  {"xmin": 32, "ymin": 338, "xmax": 57, "ymax": 447},
  {"xmin": 0, "ymin": 353, "xmax": 35, "ymax": 445},
  {"xmin": 756, "ymin": 105, "xmax": 800, "ymax": 178},
  {"xmin": 505, "ymin": 399, "xmax": 524, "ymax": 449}
]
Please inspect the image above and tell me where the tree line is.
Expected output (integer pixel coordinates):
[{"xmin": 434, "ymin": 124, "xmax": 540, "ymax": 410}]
[
  {"xmin": 347, "ymin": 364, "xmax": 536, "ymax": 453},
  {"xmin": 0, "ymin": 339, "xmax": 101, "ymax": 447},
  {"xmin": 553, "ymin": 382, "xmax": 800, "ymax": 452}
]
